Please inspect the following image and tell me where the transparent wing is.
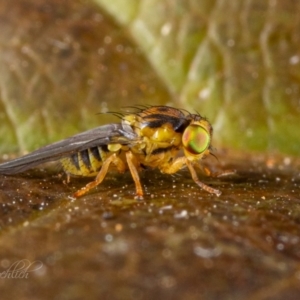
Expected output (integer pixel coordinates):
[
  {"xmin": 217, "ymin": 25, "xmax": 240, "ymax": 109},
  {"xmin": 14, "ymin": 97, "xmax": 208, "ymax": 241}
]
[{"xmin": 0, "ymin": 123, "xmax": 137, "ymax": 174}]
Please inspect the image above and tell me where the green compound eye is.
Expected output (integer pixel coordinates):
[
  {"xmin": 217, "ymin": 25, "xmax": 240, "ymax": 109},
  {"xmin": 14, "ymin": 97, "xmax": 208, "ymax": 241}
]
[{"xmin": 182, "ymin": 125, "xmax": 210, "ymax": 155}]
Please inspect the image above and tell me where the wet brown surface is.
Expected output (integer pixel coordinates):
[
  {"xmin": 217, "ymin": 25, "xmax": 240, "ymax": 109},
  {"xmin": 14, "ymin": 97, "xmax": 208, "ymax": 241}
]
[{"xmin": 0, "ymin": 151, "xmax": 299, "ymax": 299}]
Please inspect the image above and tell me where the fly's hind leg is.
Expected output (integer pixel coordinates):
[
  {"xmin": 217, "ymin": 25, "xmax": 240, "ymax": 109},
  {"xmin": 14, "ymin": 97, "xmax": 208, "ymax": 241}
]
[{"xmin": 73, "ymin": 153, "xmax": 126, "ymax": 197}]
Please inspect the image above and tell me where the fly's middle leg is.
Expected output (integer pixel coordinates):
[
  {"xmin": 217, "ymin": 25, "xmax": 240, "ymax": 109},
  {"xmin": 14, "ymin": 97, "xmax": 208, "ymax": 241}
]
[{"xmin": 73, "ymin": 153, "xmax": 126, "ymax": 197}]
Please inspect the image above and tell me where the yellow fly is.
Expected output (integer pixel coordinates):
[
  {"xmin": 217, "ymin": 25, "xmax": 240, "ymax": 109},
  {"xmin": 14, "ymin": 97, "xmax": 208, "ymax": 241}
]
[{"xmin": 0, "ymin": 106, "xmax": 222, "ymax": 198}]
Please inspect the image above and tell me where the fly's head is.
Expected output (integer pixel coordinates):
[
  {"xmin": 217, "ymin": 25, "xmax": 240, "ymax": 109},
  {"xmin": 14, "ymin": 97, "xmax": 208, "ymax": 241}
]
[{"xmin": 182, "ymin": 114, "xmax": 213, "ymax": 161}]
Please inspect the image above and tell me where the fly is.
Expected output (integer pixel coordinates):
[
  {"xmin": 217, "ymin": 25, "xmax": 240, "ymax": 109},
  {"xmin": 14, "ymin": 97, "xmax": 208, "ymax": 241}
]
[{"xmin": 0, "ymin": 106, "xmax": 222, "ymax": 199}]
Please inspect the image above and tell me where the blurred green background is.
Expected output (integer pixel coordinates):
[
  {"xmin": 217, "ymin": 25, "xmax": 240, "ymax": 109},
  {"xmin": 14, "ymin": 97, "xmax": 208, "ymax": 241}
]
[{"xmin": 0, "ymin": 0, "xmax": 299, "ymax": 154}]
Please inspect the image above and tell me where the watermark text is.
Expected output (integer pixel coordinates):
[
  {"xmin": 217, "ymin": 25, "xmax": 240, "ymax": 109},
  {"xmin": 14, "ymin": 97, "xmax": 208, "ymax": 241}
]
[{"xmin": 0, "ymin": 259, "xmax": 43, "ymax": 279}]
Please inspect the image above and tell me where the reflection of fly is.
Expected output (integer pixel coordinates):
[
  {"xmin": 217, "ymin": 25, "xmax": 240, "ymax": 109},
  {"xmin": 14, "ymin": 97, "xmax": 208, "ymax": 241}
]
[{"xmin": 0, "ymin": 106, "xmax": 222, "ymax": 198}]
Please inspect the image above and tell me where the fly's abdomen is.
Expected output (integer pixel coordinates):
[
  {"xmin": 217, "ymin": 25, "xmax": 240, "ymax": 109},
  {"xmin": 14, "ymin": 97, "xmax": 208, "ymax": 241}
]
[{"xmin": 60, "ymin": 146, "xmax": 108, "ymax": 177}]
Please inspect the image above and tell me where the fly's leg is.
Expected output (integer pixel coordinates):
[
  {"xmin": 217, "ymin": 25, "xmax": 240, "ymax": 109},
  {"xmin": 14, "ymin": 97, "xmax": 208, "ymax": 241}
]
[
  {"xmin": 125, "ymin": 151, "xmax": 144, "ymax": 200},
  {"xmin": 200, "ymin": 166, "xmax": 235, "ymax": 178},
  {"xmin": 63, "ymin": 173, "xmax": 71, "ymax": 185},
  {"xmin": 214, "ymin": 169, "xmax": 236, "ymax": 177},
  {"xmin": 73, "ymin": 153, "xmax": 126, "ymax": 197},
  {"xmin": 160, "ymin": 157, "xmax": 186, "ymax": 174},
  {"xmin": 161, "ymin": 157, "xmax": 221, "ymax": 197},
  {"xmin": 186, "ymin": 160, "xmax": 221, "ymax": 196}
]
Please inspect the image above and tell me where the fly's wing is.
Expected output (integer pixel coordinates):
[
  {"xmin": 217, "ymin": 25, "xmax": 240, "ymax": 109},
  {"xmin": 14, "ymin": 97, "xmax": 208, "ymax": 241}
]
[{"xmin": 0, "ymin": 123, "xmax": 137, "ymax": 175}]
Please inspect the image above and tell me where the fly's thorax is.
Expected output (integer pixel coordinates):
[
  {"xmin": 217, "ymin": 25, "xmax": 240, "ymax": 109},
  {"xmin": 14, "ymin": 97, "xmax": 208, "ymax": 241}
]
[
  {"xmin": 122, "ymin": 110, "xmax": 182, "ymax": 155},
  {"xmin": 133, "ymin": 124, "xmax": 180, "ymax": 158},
  {"xmin": 140, "ymin": 123, "xmax": 182, "ymax": 147}
]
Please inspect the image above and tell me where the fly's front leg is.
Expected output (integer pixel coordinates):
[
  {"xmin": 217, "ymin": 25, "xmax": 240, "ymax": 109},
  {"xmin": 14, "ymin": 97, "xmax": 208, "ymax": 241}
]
[
  {"xmin": 186, "ymin": 160, "xmax": 221, "ymax": 196},
  {"xmin": 160, "ymin": 157, "xmax": 187, "ymax": 174},
  {"xmin": 125, "ymin": 151, "xmax": 144, "ymax": 200},
  {"xmin": 161, "ymin": 157, "xmax": 221, "ymax": 197},
  {"xmin": 73, "ymin": 153, "xmax": 126, "ymax": 197}
]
